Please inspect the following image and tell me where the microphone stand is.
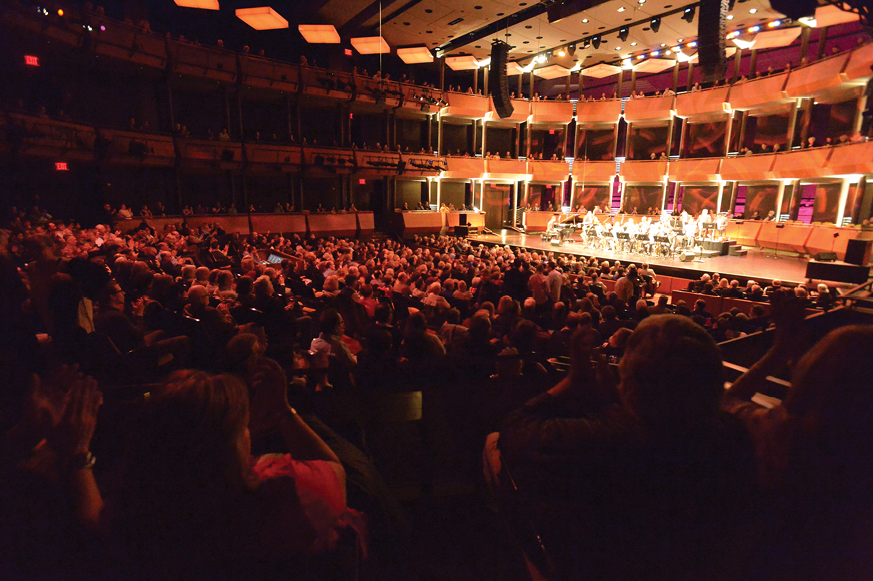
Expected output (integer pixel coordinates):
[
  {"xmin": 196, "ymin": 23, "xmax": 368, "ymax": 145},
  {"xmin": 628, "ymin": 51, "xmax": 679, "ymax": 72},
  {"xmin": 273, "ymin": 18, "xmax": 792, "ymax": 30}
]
[{"xmin": 773, "ymin": 222, "xmax": 784, "ymax": 259}]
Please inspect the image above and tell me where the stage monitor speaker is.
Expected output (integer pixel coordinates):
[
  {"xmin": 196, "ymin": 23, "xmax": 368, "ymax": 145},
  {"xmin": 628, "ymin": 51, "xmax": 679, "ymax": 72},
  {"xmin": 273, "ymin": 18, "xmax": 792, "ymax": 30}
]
[
  {"xmin": 697, "ymin": 0, "xmax": 728, "ymax": 82},
  {"xmin": 680, "ymin": 251, "xmax": 695, "ymax": 262},
  {"xmin": 814, "ymin": 251, "xmax": 837, "ymax": 262},
  {"xmin": 845, "ymin": 238, "xmax": 873, "ymax": 266},
  {"xmin": 489, "ymin": 41, "xmax": 514, "ymax": 119}
]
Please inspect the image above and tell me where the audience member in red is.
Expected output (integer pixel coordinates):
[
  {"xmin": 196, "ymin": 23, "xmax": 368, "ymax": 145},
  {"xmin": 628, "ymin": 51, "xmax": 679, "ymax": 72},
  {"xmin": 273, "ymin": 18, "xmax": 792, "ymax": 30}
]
[{"xmin": 108, "ymin": 364, "xmax": 357, "ymax": 580}]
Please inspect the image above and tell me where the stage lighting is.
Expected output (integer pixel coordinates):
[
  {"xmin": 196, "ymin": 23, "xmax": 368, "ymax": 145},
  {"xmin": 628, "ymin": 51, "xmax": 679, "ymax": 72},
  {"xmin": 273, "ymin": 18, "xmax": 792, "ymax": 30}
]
[
  {"xmin": 650, "ymin": 17, "xmax": 660, "ymax": 32},
  {"xmin": 592, "ymin": 35, "xmax": 601, "ymax": 49},
  {"xmin": 618, "ymin": 27, "xmax": 629, "ymax": 42},
  {"xmin": 568, "ymin": 43, "xmax": 576, "ymax": 56},
  {"xmin": 682, "ymin": 7, "xmax": 696, "ymax": 23}
]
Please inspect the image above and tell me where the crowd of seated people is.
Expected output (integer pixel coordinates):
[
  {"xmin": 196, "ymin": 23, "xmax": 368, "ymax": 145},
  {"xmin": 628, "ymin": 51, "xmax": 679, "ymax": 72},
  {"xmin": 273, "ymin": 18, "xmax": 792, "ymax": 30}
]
[
  {"xmin": 91, "ymin": 201, "xmax": 365, "ymax": 220},
  {"xmin": 0, "ymin": 195, "xmax": 866, "ymax": 581},
  {"xmin": 684, "ymin": 272, "xmax": 835, "ymax": 308}
]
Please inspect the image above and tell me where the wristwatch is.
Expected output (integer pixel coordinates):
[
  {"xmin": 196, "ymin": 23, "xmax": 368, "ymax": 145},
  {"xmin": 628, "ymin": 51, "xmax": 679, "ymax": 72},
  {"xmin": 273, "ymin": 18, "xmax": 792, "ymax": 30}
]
[{"xmin": 70, "ymin": 451, "xmax": 96, "ymax": 470}]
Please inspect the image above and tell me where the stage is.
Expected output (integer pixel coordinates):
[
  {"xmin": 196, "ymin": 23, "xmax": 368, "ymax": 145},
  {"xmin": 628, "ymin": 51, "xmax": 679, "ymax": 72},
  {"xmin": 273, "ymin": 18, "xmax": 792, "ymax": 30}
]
[{"xmin": 467, "ymin": 231, "xmax": 815, "ymax": 286}]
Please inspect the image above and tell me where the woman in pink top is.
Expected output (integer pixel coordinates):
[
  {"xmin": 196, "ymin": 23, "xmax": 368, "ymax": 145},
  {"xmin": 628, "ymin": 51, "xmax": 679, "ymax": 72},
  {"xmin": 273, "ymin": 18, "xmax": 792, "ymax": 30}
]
[{"xmin": 46, "ymin": 362, "xmax": 359, "ymax": 581}]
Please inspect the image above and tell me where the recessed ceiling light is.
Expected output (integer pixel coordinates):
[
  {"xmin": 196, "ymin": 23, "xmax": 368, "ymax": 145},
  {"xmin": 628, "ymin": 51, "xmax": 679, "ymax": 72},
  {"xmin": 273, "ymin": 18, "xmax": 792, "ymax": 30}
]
[
  {"xmin": 615, "ymin": 46, "xmax": 621, "ymax": 50},
  {"xmin": 631, "ymin": 42, "xmax": 637, "ymax": 46},
  {"xmin": 404, "ymin": 22, "xmax": 410, "ymax": 25},
  {"xmin": 425, "ymin": 8, "xmax": 432, "ymax": 13},
  {"xmin": 678, "ymin": 38, "xmax": 684, "ymax": 42},
  {"xmin": 727, "ymin": 14, "xmax": 734, "ymax": 19},
  {"xmin": 749, "ymin": 8, "xmax": 757, "ymax": 13},
  {"xmin": 536, "ymin": 36, "xmax": 543, "ymax": 39},
  {"xmin": 426, "ymin": 30, "xmax": 433, "ymax": 33},
  {"xmin": 298, "ymin": 24, "xmax": 340, "ymax": 42},
  {"xmin": 643, "ymin": 27, "xmax": 650, "ymax": 30},
  {"xmin": 660, "ymin": 43, "xmax": 666, "ymax": 47},
  {"xmin": 236, "ymin": 7, "xmax": 288, "ymax": 30},
  {"xmin": 598, "ymin": 26, "xmax": 605, "ymax": 29},
  {"xmin": 582, "ymin": 18, "xmax": 589, "ymax": 22},
  {"xmin": 475, "ymin": 45, "xmax": 480, "ymax": 48},
  {"xmin": 474, "ymin": 5, "xmax": 482, "ymax": 9},
  {"xmin": 497, "ymin": 12, "xmax": 504, "ymax": 15},
  {"xmin": 523, "ymin": 41, "xmax": 529, "ymax": 44},
  {"xmin": 525, "ymin": 25, "xmax": 533, "ymax": 28},
  {"xmin": 618, "ymin": 6, "xmax": 625, "ymax": 11}
]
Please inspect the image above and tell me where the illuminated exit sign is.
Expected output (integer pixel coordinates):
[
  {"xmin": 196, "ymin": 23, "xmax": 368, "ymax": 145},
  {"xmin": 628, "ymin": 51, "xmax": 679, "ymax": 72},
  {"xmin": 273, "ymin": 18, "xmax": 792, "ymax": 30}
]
[
  {"xmin": 55, "ymin": 162, "xmax": 69, "ymax": 171},
  {"xmin": 25, "ymin": 55, "xmax": 40, "ymax": 66}
]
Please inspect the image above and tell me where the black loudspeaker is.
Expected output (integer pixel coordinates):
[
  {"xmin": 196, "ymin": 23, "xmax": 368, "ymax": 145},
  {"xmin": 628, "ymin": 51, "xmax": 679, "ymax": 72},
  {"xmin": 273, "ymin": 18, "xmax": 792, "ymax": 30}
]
[
  {"xmin": 845, "ymin": 238, "xmax": 873, "ymax": 266},
  {"xmin": 221, "ymin": 149, "xmax": 235, "ymax": 162},
  {"xmin": 806, "ymin": 260, "xmax": 870, "ymax": 284},
  {"xmin": 397, "ymin": 160, "xmax": 407, "ymax": 172},
  {"xmin": 814, "ymin": 251, "xmax": 838, "ymax": 262},
  {"xmin": 680, "ymin": 251, "xmax": 695, "ymax": 262},
  {"xmin": 697, "ymin": 0, "xmax": 728, "ymax": 82},
  {"xmin": 489, "ymin": 41, "xmax": 514, "ymax": 119}
]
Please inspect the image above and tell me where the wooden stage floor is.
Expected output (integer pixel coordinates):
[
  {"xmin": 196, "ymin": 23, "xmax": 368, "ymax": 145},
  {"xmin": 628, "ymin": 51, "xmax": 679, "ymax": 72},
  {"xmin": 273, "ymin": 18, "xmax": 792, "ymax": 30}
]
[{"xmin": 467, "ymin": 231, "xmax": 813, "ymax": 285}]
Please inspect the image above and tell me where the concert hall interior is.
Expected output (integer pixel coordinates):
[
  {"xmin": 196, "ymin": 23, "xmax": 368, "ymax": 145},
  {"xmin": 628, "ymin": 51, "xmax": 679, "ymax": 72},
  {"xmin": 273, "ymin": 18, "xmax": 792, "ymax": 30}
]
[{"xmin": 3, "ymin": 0, "xmax": 873, "ymax": 579}]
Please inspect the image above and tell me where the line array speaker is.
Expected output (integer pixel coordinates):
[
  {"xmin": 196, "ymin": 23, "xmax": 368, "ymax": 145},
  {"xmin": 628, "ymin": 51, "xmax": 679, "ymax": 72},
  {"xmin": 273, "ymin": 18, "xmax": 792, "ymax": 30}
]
[
  {"xmin": 698, "ymin": 0, "xmax": 728, "ymax": 82},
  {"xmin": 489, "ymin": 40, "xmax": 514, "ymax": 119}
]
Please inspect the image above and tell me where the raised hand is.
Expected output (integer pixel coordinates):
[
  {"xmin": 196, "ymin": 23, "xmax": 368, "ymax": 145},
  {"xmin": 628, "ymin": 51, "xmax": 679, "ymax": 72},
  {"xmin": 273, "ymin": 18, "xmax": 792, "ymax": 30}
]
[
  {"xmin": 22, "ymin": 366, "xmax": 78, "ymax": 440},
  {"xmin": 47, "ymin": 370, "xmax": 102, "ymax": 458},
  {"xmin": 247, "ymin": 356, "xmax": 290, "ymax": 437}
]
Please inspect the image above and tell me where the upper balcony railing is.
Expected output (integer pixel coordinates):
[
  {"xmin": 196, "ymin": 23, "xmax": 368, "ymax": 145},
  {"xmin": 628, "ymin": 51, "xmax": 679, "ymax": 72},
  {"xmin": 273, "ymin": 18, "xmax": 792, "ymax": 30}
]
[
  {"xmin": 8, "ymin": 0, "xmax": 870, "ymax": 127},
  {"xmin": 0, "ymin": 111, "xmax": 448, "ymax": 174}
]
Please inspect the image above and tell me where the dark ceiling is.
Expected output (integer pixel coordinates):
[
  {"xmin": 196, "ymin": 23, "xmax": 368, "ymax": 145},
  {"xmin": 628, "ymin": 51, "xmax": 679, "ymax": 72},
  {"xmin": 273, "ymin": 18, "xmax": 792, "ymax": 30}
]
[{"xmin": 76, "ymin": 0, "xmax": 861, "ymax": 73}]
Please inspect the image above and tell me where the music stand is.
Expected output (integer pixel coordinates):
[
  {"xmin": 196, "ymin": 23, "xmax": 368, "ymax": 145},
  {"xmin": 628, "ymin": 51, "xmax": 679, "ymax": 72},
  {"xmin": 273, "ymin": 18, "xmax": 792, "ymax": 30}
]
[{"xmin": 703, "ymin": 222, "xmax": 716, "ymax": 240}]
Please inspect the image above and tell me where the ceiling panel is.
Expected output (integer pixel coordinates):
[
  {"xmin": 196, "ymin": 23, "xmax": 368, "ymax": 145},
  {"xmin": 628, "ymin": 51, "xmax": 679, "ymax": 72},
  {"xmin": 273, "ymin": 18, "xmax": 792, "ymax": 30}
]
[
  {"xmin": 318, "ymin": 0, "xmax": 376, "ymax": 29},
  {"xmin": 437, "ymin": 0, "xmax": 784, "ymax": 67}
]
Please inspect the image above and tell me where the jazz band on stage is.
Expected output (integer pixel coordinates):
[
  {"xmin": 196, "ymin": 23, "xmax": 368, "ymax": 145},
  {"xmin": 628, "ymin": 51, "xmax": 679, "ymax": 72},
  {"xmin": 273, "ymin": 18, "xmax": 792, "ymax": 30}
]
[{"xmin": 541, "ymin": 208, "xmax": 730, "ymax": 258}]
